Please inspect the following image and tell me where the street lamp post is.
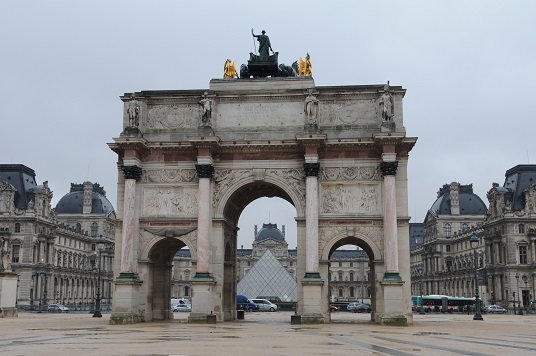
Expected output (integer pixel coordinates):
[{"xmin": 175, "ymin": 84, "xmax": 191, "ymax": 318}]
[
  {"xmin": 469, "ymin": 233, "xmax": 483, "ymax": 321},
  {"xmin": 417, "ymin": 266, "xmax": 425, "ymax": 315},
  {"xmin": 515, "ymin": 273, "xmax": 523, "ymax": 315},
  {"xmin": 522, "ymin": 275, "xmax": 528, "ymax": 313},
  {"xmin": 93, "ymin": 235, "xmax": 106, "ymax": 318}
]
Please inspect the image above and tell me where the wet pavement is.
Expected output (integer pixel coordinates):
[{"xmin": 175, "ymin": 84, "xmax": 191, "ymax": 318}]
[{"xmin": 1, "ymin": 311, "xmax": 536, "ymax": 355}]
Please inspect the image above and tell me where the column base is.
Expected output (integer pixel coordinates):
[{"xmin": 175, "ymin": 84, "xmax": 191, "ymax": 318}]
[
  {"xmin": 109, "ymin": 312, "xmax": 144, "ymax": 325},
  {"xmin": 191, "ymin": 272, "xmax": 214, "ymax": 282},
  {"xmin": 383, "ymin": 272, "xmax": 402, "ymax": 281},
  {"xmin": 188, "ymin": 312, "xmax": 216, "ymax": 323},
  {"xmin": 0, "ymin": 307, "xmax": 18, "ymax": 318},
  {"xmin": 304, "ymin": 272, "xmax": 321, "ymax": 279},
  {"xmin": 115, "ymin": 272, "xmax": 141, "ymax": 283},
  {"xmin": 300, "ymin": 313, "xmax": 325, "ymax": 324},
  {"xmin": 380, "ymin": 314, "xmax": 408, "ymax": 326}
]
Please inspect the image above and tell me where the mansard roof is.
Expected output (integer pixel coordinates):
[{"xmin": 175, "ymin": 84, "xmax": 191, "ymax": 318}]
[
  {"xmin": 55, "ymin": 182, "xmax": 114, "ymax": 214},
  {"xmin": 429, "ymin": 183, "xmax": 487, "ymax": 217},
  {"xmin": 503, "ymin": 165, "xmax": 536, "ymax": 211},
  {"xmin": 0, "ymin": 164, "xmax": 38, "ymax": 210},
  {"xmin": 255, "ymin": 223, "xmax": 285, "ymax": 242}
]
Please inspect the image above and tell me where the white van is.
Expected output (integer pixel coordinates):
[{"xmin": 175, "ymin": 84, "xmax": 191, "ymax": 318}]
[
  {"xmin": 250, "ymin": 298, "xmax": 278, "ymax": 312},
  {"xmin": 171, "ymin": 298, "xmax": 191, "ymax": 307}
]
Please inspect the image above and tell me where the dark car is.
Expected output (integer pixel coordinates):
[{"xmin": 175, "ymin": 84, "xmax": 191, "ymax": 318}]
[
  {"xmin": 236, "ymin": 294, "xmax": 259, "ymax": 311},
  {"xmin": 330, "ymin": 305, "xmax": 339, "ymax": 312},
  {"xmin": 356, "ymin": 303, "xmax": 371, "ymax": 313}
]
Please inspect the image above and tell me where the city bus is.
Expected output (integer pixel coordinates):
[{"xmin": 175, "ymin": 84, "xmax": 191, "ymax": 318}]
[{"xmin": 412, "ymin": 295, "xmax": 475, "ymax": 313}]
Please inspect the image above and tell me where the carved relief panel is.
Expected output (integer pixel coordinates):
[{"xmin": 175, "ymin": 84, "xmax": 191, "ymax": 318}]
[
  {"xmin": 320, "ymin": 184, "xmax": 380, "ymax": 215},
  {"xmin": 142, "ymin": 187, "xmax": 198, "ymax": 217},
  {"xmin": 320, "ymin": 98, "xmax": 378, "ymax": 126},
  {"xmin": 145, "ymin": 104, "xmax": 199, "ymax": 130}
]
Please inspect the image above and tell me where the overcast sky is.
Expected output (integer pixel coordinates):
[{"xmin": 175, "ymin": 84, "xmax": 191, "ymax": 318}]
[{"xmin": 2, "ymin": 1, "xmax": 535, "ymax": 249}]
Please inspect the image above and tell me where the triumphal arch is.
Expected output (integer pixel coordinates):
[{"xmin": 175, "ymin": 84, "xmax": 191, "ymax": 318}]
[{"xmin": 109, "ymin": 66, "xmax": 416, "ymax": 325}]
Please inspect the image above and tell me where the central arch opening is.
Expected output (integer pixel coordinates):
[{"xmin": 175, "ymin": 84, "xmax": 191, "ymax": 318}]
[{"xmin": 226, "ymin": 181, "xmax": 299, "ymax": 322}]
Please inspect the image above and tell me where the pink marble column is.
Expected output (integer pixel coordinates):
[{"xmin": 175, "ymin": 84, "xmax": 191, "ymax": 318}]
[
  {"xmin": 304, "ymin": 162, "xmax": 320, "ymax": 277},
  {"xmin": 195, "ymin": 164, "xmax": 214, "ymax": 276},
  {"xmin": 380, "ymin": 161, "xmax": 400, "ymax": 277},
  {"xmin": 120, "ymin": 165, "xmax": 142, "ymax": 276}
]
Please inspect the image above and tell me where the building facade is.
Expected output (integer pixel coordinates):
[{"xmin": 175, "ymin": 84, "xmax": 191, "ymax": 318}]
[
  {"xmin": 411, "ymin": 166, "xmax": 536, "ymax": 311},
  {"xmin": 171, "ymin": 223, "xmax": 370, "ymax": 303},
  {"xmin": 0, "ymin": 164, "xmax": 115, "ymax": 310}
]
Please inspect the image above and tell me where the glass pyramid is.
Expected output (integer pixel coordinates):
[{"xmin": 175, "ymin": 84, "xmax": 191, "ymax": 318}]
[{"xmin": 237, "ymin": 249, "xmax": 297, "ymax": 302}]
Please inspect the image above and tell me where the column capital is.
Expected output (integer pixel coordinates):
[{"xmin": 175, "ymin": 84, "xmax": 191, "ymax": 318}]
[
  {"xmin": 122, "ymin": 165, "xmax": 142, "ymax": 181},
  {"xmin": 380, "ymin": 161, "xmax": 398, "ymax": 176},
  {"xmin": 195, "ymin": 164, "xmax": 214, "ymax": 179},
  {"xmin": 304, "ymin": 162, "xmax": 320, "ymax": 177}
]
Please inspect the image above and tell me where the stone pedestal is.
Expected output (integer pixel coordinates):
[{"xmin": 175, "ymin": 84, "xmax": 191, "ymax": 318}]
[
  {"xmin": 300, "ymin": 277, "xmax": 325, "ymax": 324},
  {"xmin": 188, "ymin": 275, "xmax": 217, "ymax": 323},
  {"xmin": 109, "ymin": 279, "xmax": 144, "ymax": 325},
  {"xmin": 379, "ymin": 280, "xmax": 407, "ymax": 326},
  {"xmin": 0, "ymin": 272, "xmax": 18, "ymax": 318}
]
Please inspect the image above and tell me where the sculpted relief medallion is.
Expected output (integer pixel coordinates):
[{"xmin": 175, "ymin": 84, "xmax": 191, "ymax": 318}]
[{"xmin": 145, "ymin": 104, "xmax": 198, "ymax": 129}]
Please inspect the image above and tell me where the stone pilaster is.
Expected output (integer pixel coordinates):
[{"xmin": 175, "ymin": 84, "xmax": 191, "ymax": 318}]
[
  {"xmin": 117, "ymin": 165, "xmax": 142, "ymax": 281},
  {"xmin": 380, "ymin": 160, "xmax": 400, "ymax": 281},
  {"xmin": 304, "ymin": 162, "xmax": 320, "ymax": 279},
  {"xmin": 193, "ymin": 164, "xmax": 214, "ymax": 278}
]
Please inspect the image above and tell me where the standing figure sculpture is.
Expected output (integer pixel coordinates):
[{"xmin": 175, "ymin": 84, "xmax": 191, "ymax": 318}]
[
  {"xmin": 198, "ymin": 92, "xmax": 212, "ymax": 127},
  {"xmin": 127, "ymin": 98, "xmax": 140, "ymax": 127},
  {"xmin": 252, "ymin": 29, "xmax": 273, "ymax": 61},
  {"xmin": 379, "ymin": 82, "xmax": 394, "ymax": 121},
  {"xmin": 304, "ymin": 88, "xmax": 319, "ymax": 125},
  {"xmin": 224, "ymin": 59, "xmax": 238, "ymax": 78}
]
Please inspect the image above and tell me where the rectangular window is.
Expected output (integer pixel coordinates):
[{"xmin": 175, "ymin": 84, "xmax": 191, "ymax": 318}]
[
  {"xmin": 12, "ymin": 245, "xmax": 20, "ymax": 263},
  {"xmin": 519, "ymin": 224, "xmax": 525, "ymax": 234},
  {"xmin": 519, "ymin": 245, "xmax": 527, "ymax": 264},
  {"xmin": 446, "ymin": 245, "xmax": 451, "ymax": 252}
]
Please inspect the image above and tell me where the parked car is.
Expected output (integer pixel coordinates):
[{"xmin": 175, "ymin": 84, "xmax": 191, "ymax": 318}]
[
  {"xmin": 48, "ymin": 304, "xmax": 69, "ymax": 313},
  {"xmin": 236, "ymin": 294, "xmax": 259, "ymax": 311},
  {"xmin": 346, "ymin": 302, "xmax": 362, "ymax": 312},
  {"xmin": 329, "ymin": 305, "xmax": 339, "ymax": 312},
  {"xmin": 171, "ymin": 298, "xmax": 191, "ymax": 306},
  {"xmin": 484, "ymin": 305, "xmax": 507, "ymax": 314},
  {"xmin": 251, "ymin": 298, "xmax": 278, "ymax": 312},
  {"xmin": 172, "ymin": 303, "xmax": 192, "ymax": 312},
  {"xmin": 356, "ymin": 303, "xmax": 372, "ymax": 313}
]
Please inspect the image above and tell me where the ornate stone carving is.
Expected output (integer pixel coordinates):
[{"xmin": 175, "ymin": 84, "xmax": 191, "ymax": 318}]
[
  {"xmin": 304, "ymin": 163, "xmax": 320, "ymax": 177},
  {"xmin": 380, "ymin": 161, "xmax": 398, "ymax": 177},
  {"xmin": 213, "ymin": 169, "xmax": 253, "ymax": 207},
  {"xmin": 322, "ymin": 99, "xmax": 378, "ymax": 125},
  {"xmin": 122, "ymin": 165, "xmax": 143, "ymax": 181},
  {"xmin": 320, "ymin": 166, "xmax": 381, "ymax": 181},
  {"xmin": 304, "ymin": 88, "xmax": 319, "ymax": 125},
  {"xmin": 143, "ymin": 187, "xmax": 198, "ymax": 216},
  {"xmin": 195, "ymin": 164, "xmax": 214, "ymax": 179},
  {"xmin": 211, "ymin": 168, "xmax": 306, "ymax": 210},
  {"xmin": 379, "ymin": 83, "xmax": 394, "ymax": 121},
  {"xmin": 146, "ymin": 104, "xmax": 198, "ymax": 129},
  {"xmin": 142, "ymin": 169, "xmax": 197, "ymax": 183},
  {"xmin": 524, "ymin": 183, "xmax": 536, "ymax": 214},
  {"xmin": 321, "ymin": 184, "xmax": 380, "ymax": 214}
]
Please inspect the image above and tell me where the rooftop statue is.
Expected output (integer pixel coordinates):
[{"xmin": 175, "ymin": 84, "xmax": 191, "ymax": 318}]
[
  {"xmin": 299, "ymin": 53, "xmax": 312, "ymax": 77},
  {"xmin": 251, "ymin": 29, "xmax": 273, "ymax": 61},
  {"xmin": 239, "ymin": 29, "xmax": 300, "ymax": 78},
  {"xmin": 223, "ymin": 59, "xmax": 238, "ymax": 79}
]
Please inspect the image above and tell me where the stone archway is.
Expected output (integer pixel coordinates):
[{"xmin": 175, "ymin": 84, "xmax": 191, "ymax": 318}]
[{"xmin": 109, "ymin": 77, "xmax": 416, "ymax": 326}]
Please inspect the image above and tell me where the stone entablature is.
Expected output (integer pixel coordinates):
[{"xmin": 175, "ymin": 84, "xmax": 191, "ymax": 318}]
[{"xmin": 120, "ymin": 78, "xmax": 407, "ymax": 143}]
